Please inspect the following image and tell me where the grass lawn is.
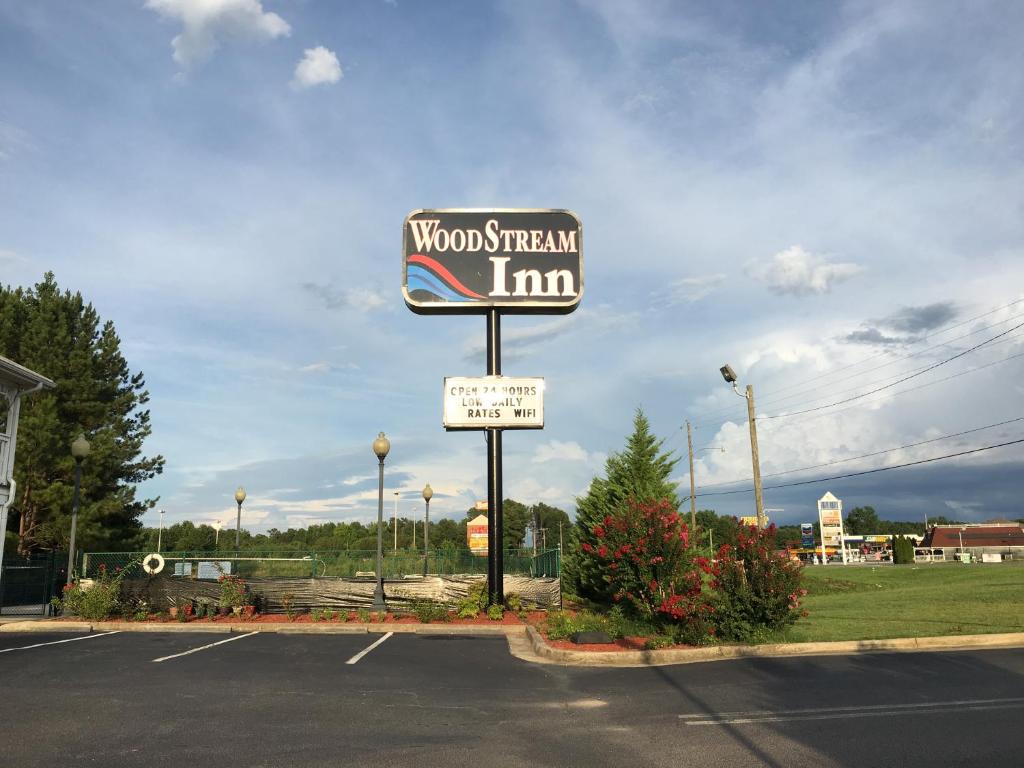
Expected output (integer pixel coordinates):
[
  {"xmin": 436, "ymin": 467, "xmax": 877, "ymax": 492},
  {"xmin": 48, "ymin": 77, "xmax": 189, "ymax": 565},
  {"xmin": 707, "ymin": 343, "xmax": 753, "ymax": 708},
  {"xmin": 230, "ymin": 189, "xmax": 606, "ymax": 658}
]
[{"xmin": 776, "ymin": 562, "xmax": 1024, "ymax": 643}]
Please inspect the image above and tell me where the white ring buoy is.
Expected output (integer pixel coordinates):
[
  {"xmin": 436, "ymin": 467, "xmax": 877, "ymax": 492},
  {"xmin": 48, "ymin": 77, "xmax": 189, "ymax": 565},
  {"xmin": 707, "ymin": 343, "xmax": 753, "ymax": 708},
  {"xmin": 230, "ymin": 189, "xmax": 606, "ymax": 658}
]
[{"xmin": 142, "ymin": 553, "xmax": 165, "ymax": 574}]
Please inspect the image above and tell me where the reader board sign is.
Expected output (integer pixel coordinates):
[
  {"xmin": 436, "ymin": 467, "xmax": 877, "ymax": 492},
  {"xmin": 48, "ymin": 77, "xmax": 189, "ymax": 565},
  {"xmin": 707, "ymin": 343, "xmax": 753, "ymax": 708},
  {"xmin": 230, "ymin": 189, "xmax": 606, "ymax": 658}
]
[
  {"xmin": 443, "ymin": 376, "xmax": 544, "ymax": 430},
  {"xmin": 817, "ymin": 492, "xmax": 844, "ymax": 547},
  {"xmin": 403, "ymin": 209, "xmax": 583, "ymax": 315},
  {"xmin": 800, "ymin": 523, "xmax": 815, "ymax": 549}
]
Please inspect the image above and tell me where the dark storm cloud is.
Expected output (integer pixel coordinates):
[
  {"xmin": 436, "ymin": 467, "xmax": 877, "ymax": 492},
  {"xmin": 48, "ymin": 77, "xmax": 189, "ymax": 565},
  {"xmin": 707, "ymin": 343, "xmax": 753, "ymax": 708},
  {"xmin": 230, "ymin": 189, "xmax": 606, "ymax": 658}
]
[
  {"xmin": 883, "ymin": 302, "xmax": 959, "ymax": 334},
  {"xmin": 843, "ymin": 301, "xmax": 959, "ymax": 346},
  {"xmin": 844, "ymin": 328, "xmax": 904, "ymax": 346}
]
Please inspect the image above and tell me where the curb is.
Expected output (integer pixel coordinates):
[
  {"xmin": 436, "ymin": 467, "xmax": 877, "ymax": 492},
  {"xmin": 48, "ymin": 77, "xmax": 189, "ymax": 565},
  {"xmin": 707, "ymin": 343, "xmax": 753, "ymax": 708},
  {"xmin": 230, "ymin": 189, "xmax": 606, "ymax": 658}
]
[
  {"xmin": 519, "ymin": 626, "xmax": 1024, "ymax": 667},
  {"xmin": 6, "ymin": 619, "xmax": 1022, "ymax": 667},
  {"xmin": 0, "ymin": 619, "xmax": 519, "ymax": 638},
  {"xmin": 0, "ymin": 621, "xmax": 93, "ymax": 633}
]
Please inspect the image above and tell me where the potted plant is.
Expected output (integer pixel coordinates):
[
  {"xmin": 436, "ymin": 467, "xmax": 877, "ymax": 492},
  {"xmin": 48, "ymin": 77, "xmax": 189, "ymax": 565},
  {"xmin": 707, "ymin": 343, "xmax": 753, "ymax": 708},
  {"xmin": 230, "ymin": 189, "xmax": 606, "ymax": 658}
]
[{"xmin": 218, "ymin": 574, "xmax": 251, "ymax": 617}]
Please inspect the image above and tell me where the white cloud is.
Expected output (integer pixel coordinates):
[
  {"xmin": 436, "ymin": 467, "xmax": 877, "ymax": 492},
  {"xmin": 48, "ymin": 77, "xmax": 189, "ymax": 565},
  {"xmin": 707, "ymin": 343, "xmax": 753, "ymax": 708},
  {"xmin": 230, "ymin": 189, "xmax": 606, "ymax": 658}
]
[
  {"xmin": 292, "ymin": 46, "xmax": 343, "ymax": 89},
  {"xmin": 662, "ymin": 273, "xmax": 727, "ymax": 304},
  {"xmin": 302, "ymin": 283, "xmax": 387, "ymax": 312},
  {"xmin": 298, "ymin": 362, "xmax": 330, "ymax": 374},
  {"xmin": 532, "ymin": 440, "xmax": 591, "ymax": 463},
  {"xmin": 747, "ymin": 245, "xmax": 862, "ymax": 296},
  {"xmin": 145, "ymin": 0, "xmax": 291, "ymax": 68}
]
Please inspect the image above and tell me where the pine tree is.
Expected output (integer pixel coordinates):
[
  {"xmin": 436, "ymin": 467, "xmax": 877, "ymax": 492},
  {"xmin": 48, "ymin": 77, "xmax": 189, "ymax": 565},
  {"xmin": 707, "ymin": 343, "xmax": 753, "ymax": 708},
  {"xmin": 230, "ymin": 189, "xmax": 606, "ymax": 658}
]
[
  {"xmin": 563, "ymin": 409, "xmax": 679, "ymax": 601},
  {"xmin": 0, "ymin": 273, "xmax": 164, "ymax": 554}
]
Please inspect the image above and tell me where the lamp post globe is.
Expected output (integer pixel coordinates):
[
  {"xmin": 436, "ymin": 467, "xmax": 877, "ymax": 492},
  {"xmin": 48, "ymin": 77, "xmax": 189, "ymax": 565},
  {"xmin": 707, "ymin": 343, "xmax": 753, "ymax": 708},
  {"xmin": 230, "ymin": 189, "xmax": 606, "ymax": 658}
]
[
  {"xmin": 234, "ymin": 486, "xmax": 246, "ymax": 551},
  {"xmin": 373, "ymin": 432, "xmax": 390, "ymax": 461},
  {"xmin": 422, "ymin": 483, "xmax": 433, "ymax": 576},
  {"xmin": 372, "ymin": 432, "xmax": 389, "ymax": 611},
  {"xmin": 66, "ymin": 433, "xmax": 91, "ymax": 586}
]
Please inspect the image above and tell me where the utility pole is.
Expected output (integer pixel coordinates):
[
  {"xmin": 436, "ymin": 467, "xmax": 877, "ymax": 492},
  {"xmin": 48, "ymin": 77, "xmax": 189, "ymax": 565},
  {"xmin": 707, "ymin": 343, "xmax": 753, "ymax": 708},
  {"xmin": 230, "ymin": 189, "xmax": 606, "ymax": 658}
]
[
  {"xmin": 720, "ymin": 365, "xmax": 765, "ymax": 530},
  {"xmin": 686, "ymin": 420, "xmax": 697, "ymax": 531},
  {"xmin": 531, "ymin": 505, "xmax": 538, "ymax": 556},
  {"xmin": 745, "ymin": 384, "xmax": 765, "ymax": 529}
]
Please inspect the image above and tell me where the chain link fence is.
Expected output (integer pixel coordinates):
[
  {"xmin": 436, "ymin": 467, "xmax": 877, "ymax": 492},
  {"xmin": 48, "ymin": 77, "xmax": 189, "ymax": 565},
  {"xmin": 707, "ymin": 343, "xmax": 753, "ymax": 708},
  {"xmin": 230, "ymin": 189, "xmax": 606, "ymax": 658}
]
[{"xmin": 82, "ymin": 548, "xmax": 560, "ymax": 580}]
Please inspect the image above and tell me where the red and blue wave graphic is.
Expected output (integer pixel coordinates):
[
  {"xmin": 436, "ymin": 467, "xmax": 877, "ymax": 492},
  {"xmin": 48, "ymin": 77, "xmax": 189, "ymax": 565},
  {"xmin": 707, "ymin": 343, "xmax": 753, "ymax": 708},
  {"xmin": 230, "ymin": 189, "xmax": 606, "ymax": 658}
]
[{"xmin": 407, "ymin": 254, "xmax": 485, "ymax": 302}]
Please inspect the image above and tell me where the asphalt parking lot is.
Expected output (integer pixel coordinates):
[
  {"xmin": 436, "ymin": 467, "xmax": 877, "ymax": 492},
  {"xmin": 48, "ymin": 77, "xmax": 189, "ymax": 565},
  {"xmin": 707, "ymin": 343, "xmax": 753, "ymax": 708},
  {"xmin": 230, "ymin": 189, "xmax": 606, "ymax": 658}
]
[{"xmin": 1, "ymin": 630, "xmax": 1023, "ymax": 767}]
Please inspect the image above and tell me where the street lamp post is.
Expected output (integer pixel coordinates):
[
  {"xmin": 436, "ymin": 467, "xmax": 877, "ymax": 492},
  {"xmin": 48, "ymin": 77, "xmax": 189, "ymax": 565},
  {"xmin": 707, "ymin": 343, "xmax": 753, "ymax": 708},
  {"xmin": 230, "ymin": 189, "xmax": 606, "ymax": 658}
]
[
  {"xmin": 212, "ymin": 521, "xmax": 222, "ymax": 550},
  {"xmin": 66, "ymin": 433, "xmax": 90, "ymax": 586},
  {"xmin": 720, "ymin": 364, "xmax": 765, "ymax": 530},
  {"xmin": 372, "ymin": 432, "xmax": 390, "ymax": 611},
  {"xmin": 157, "ymin": 509, "xmax": 165, "ymax": 552},
  {"xmin": 422, "ymin": 483, "xmax": 432, "ymax": 576},
  {"xmin": 234, "ymin": 487, "xmax": 246, "ymax": 551}
]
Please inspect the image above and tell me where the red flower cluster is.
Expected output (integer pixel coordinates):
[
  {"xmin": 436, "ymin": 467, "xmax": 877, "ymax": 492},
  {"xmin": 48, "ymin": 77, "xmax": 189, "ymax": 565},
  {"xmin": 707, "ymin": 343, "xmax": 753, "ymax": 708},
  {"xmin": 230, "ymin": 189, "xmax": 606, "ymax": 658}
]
[{"xmin": 581, "ymin": 498, "xmax": 709, "ymax": 630}]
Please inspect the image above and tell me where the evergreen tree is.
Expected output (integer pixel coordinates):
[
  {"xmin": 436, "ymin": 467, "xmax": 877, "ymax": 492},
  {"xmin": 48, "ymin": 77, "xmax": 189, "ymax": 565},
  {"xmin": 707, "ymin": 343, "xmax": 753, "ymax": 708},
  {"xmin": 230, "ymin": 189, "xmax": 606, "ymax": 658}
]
[
  {"xmin": 0, "ymin": 273, "xmax": 164, "ymax": 554},
  {"xmin": 563, "ymin": 409, "xmax": 679, "ymax": 601}
]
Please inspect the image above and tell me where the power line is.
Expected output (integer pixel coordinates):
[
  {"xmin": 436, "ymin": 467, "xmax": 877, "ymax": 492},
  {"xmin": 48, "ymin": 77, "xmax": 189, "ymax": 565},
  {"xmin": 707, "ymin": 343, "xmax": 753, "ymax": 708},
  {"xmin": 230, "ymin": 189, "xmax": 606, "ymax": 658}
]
[
  {"xmin": 693, "ymin": 438, "xmax": 1024, "ymax": 498},
  {"xmin": 692, "ymin": 307, "xmax": 1024, "ymax": 426},
  {"xmin": 748, "ymin": 320, "xmax": 1024, "ymax": 414},
  {"xmin": 762, "ymin": 348, "xmax": 1024, "ymax": 428},
  {"xmin": 743, "ymin": 331, "xmax": 1023, "ymax": 422},
  {"xmin": 747, "ymin": 296, "xmax": 1024, "ymax": 400},
  {"xmin": 696, "ymin": 416, "xmax": 1024, "ymax": 490},
  {"xmin": 758, "ymin": 320, "xmax": 1024, "ymax": 420}
]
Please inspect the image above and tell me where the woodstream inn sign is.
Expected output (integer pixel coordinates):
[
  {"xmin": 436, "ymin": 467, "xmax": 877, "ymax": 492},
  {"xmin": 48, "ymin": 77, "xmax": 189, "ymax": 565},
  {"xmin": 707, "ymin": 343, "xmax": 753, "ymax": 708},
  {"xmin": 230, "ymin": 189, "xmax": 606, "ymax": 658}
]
[{"xmin": 402, "ymin": 209, "xmax": 583, "ymax": 314}]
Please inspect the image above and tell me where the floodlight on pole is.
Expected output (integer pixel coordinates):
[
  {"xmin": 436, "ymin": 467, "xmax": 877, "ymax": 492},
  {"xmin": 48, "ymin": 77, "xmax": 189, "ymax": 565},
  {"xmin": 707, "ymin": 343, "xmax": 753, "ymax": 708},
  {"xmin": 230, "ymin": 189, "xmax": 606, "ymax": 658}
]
[{"xmin": 720, "ymin": 363, "xmax": 765, "ymax": 529}]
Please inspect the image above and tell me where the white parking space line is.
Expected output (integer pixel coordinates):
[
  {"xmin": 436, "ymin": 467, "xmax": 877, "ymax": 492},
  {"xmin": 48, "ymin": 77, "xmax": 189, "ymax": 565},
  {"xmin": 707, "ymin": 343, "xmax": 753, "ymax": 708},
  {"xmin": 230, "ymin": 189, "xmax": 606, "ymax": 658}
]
[
  {"xmin": 151, "ymin": 631, "xmax": 259, "ymax": 663},
  {"xmin": 681, "ymin": 696, "xmax": 1024, "ymax": 726},
  {"xmin": 345, "ymin": 632, "xmax": 393, "ymax": 665},
  {"xmin": 0, "ymin": 631, "xmax": 120, "ymax": 654}
]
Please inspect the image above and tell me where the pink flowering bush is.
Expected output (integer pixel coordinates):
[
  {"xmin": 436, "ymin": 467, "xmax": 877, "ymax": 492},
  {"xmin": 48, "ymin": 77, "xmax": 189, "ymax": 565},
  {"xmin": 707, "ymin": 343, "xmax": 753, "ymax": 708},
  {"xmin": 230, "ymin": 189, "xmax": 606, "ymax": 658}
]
[
  {"xmin": 581, "ymin": 498, "xmax": 714, "ymax": 643},
  {"xmin": 709, "ymin": 524, "xmax": 807, "ymax": 642},
  {"xmin": 577, "ymin": 502, "xmax": 807, "ymax": 645}
]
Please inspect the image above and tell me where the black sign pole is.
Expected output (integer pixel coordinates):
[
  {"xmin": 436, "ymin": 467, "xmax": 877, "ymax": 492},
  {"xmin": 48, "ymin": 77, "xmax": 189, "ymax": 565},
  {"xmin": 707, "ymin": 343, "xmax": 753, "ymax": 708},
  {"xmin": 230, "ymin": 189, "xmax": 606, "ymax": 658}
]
[{"xmin": 486, "ymin": 308, "xmax": 504, "ymax": 607}]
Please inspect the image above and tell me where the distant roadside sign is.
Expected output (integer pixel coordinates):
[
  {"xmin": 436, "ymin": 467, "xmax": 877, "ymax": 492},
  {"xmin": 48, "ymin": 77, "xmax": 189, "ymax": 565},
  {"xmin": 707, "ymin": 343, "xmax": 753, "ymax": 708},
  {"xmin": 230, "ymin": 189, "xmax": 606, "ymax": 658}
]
[
  {"xmin": 800, "ymin": 523, "xmax": 815, "ymax": 548},
  {"xmin": 404, "ymin": 209, "xmax": 582, "ymax": 315},
  {"xmin": 443, "ymin": 376, "xmax": 544, "ymax": 430}
]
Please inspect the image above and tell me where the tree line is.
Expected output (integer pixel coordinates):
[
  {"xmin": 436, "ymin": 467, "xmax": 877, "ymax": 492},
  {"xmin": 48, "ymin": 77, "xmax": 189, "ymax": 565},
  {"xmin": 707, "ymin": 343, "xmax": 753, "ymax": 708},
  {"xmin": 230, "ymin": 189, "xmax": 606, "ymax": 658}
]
[{"xmin": 133, "ymin": 500, "xmax": 569, "ymax": 554}]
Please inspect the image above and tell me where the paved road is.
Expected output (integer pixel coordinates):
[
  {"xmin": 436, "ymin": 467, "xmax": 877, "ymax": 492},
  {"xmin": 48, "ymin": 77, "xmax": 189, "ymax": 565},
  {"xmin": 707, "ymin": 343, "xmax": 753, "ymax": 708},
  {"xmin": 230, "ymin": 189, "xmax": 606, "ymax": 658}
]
[{"xmin": 1, "ymin": 630, "xmax": 1021, "ymax": 767}]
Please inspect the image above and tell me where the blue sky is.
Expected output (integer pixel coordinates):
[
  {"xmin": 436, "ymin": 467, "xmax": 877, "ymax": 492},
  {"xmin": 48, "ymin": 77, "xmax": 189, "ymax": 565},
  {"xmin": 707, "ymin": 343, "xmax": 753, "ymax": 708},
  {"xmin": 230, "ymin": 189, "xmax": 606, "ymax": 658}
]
[{"xmin": 2, "ymin": 0, "xmax": 1022, "ymax": 533}]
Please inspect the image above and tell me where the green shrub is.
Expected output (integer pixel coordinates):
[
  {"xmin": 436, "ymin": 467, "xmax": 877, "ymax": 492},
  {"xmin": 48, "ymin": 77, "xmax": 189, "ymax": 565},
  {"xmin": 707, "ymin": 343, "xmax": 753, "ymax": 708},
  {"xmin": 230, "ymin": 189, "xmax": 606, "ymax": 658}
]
[
  {"xmin": 643, "ymin": 634, "xmax": 675, "ymax": 650},
  {"xmin": 544, "ymin": 610, "xmax": 617, "ymax": 640},
  {"xmin": 505, "ymin": 593, "xmax": 523, "ymax": 613},
  {"xmin": 412, "ymin": 600, "xmax": 451, "ymax": 623},
  {"xmin": 56, "ymin": 562, "xmax": 134, "ymax": 621},
  {"xmin": 357, "ymin": 608, "xmax": 371, "ymax": 623},
  {"xmin": 487, "ymin": 604, "xmax": 504, "ymax": 621},
  {"xmin": 892, "ymin": 535, "xmax": 915, "ymax": 564},
  {"xmin": 456, "ymin": 581, "xmax": 489, "ymax": 618}
]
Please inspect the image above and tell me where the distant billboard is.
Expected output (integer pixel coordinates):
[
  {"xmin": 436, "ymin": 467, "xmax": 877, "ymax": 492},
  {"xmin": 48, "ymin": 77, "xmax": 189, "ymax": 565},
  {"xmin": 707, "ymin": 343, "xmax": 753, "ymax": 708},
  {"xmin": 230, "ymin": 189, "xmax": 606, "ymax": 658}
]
[
  {"xmin": 800, "ymin": 523, "xmax": 815, "ymax": 549},
  {"xmin": 467, "ymin": 513, "xmax": 488, "ymax": 556}
]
